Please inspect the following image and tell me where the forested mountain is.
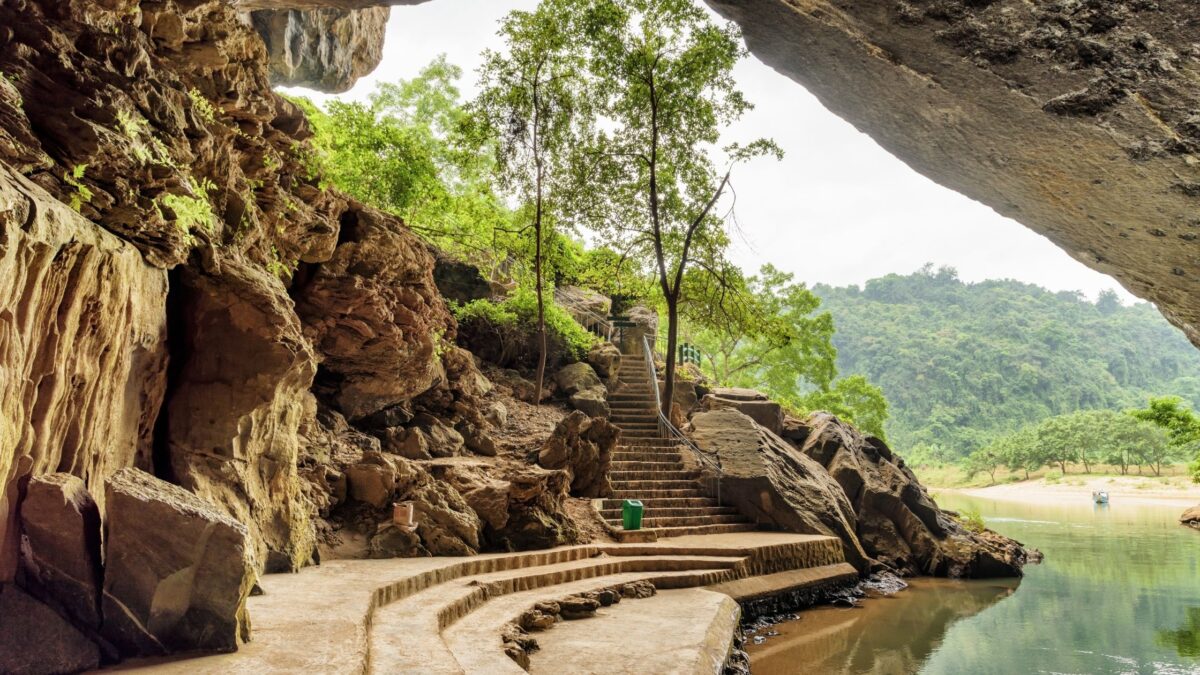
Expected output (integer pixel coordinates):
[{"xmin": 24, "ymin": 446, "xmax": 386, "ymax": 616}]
[{"xmin": 813, "ymin": 265, "xmax": 1200, "ymax": 462}]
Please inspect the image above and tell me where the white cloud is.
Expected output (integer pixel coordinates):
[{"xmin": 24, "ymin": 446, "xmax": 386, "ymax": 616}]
[{"xmin": 284, "ymin": 0, "xmax": 1134, "ymax": 302}]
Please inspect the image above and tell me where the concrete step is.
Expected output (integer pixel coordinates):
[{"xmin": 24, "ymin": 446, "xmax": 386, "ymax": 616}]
[
  {"xmin": 608, "ymin": 514, "xmax": 751, "ymax": 529},
  {"xmin": 599, "ymin": 506, "xmax": 741, "ymax": 520},
  {"xmin": 133, "ymin": 534, "xmax": 849, "ymax": 674},
  {"xmin": 608, "ymin": 401, "xmax": 655, "ymax": 408},
  {"xmin": 609, "ymin": 410, "xmax": 657, "ymax": 420},
  {"xmin": 609, "ymin": 460, "xmax": 684, "ymax": 472},
  {"xmin": 610, "ymin": 479, "xmax": 704, "ymax": 492},
  {"xmin": 612, "ymin": 488, "xmax": 707, "ymax": 499},
  {"xmin": 610, "ymin": 469, "xmax": 699, "ymax": 482},
  {"xmin": 601, "ymin": 497, "xmax": 719, "ymax": 509},
  {"xmin": 372, "ymin": 554, "xmax": 742, "ymax": 674},
  {"xmin": 641, "ymin": 523, "xmax": 760, "ymax": 538},
  {"xmin": 704, "ymin": 562, "xmax": 859, "ymax": 604},
  {"xmin": 612, "ymin": 452, "xmax": 684, "ymax": 463},
  {"xmin": 617, "ymin": 439, "xmax": 679, "ymax": 449}
]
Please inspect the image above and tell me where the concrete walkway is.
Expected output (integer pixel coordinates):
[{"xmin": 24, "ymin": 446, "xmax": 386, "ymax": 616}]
[{"xmin": 107, "ymin": 533, "xmax": 851, "ymax": 674}]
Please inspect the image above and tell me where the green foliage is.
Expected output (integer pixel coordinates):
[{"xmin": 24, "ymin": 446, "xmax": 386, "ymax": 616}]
[
  {"xmin": 453, "ymin": 288, "xmax": 597, "ymax": 366},
  {"xmin": 293, "ymin": 57, "xmax": 516, "ymax": 268},
  {"xmin": 815, "ymin": 265, "xmax": 1200, "ymax": 459},
  {"xmin": 158, "ymin": 177, "xmax": 217, "ymax": 246},
  {"xmin": 957, "ymin": 505, "xmax": 986, "ymax": 534},
  {"xmin": 63, "ymin": 164, "xmax": 92, "ymax": 212},
  {"xmin": 188, "ymin": 88, "xmax": 216, "ymax": 123},
  {"xmin": 979, "ymin": 409, "xmax": 1173, "ymax": 477},
  {"xmin": 1128, "ymin": 396, "xmax": 1200, "ymax": 482},
  {"xmin": 552, "ymin": 239, "xmax": 654, "ymax": 309},
  {"xmin": 683, "ymin": 264, "xmax": 889, "ymax": 438},
  {"xmin": 1157, "ymin": 607, "xmax": 1200, "ymax": 658}
]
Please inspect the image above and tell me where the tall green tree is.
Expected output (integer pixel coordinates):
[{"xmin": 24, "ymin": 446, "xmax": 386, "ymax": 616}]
[
  {"xmin": 1127, "ymin": 397, "xmax": 1197, "ymax": 477},
  {"xmin": 470, "ymin": 1, "xmax": 593, "ymax": 401},
  {"xmin": 684, "ymin": 264, "xmax": 889, "ymax": 437},
  {"xmin": 583, "ymin": 0, "xmax": 781, "ymax": 410}
]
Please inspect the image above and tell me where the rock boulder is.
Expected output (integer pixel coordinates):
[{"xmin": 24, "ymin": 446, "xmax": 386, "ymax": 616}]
[
  {"xmin": 586, "ymin": 342, "xmax": 622, "ymax": 380},
  {"xmin": 1183, "ymin": 505, "xmax": 1200, "ymax": 532},
  {"xmin": 798, "ymin": 413, "xmax": 1031, "ymax": 578},
  {"xmin": 17, "ymin": 474, "xmax": 103, "ymax": 630},
  {"xmin": 101, "ymin": 468, "xmax": 254, "ymax": 655},
  {"xmin": 701, "ymin": 392, "xmax": 783, "ymax": 435},
  {"xmin": 689, "ymin": 409, "xmax": 870, "ymax": 572},
  {"xmin": 554, "ymin": 363, "xmax": 603, "ymax": 396},
  {"xmin": 569, "ymin": 387, "xmax": 611, "ymax": 419},
  {"xmin": 538, "ymin": 412, "xmax": 618, "ymax": 499}
]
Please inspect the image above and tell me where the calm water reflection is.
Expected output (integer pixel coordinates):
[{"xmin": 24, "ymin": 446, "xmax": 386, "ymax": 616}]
[{"xmin": 748, "ymin": 494, "xmax": 1200, "ymax": 674}]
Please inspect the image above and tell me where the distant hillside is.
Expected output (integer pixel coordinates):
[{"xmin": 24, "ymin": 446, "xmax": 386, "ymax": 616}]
[{"xmin": 814, "ymin": 266, "xmax": 1200, "ymax": 462}]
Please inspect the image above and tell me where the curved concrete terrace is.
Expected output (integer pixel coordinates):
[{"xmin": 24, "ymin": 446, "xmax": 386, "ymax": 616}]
[{"xmin": 107, "ymin": 532, "xmax": 855, "ymax": 674}]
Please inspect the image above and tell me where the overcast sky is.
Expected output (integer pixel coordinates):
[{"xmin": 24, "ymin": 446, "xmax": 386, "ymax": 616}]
[{"xmin": 288, "ymin": 0, "xmax": 1133, "ymax": 301}]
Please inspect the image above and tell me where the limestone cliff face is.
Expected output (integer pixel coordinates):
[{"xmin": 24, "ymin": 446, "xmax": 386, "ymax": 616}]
[
  {"xmin": 0, "ymin": 166, "xmax": 168, "ymax": 582},
  {"xmin": 704, "ymin": 0, "xmax": 1200, "ymax": 346},
  {"xmin": 0, "ymin": 0, "xmax": 455, "ymax": 585}
]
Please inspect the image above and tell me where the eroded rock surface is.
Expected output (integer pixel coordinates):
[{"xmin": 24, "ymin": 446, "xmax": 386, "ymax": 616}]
[
  {"xmin": 167, "ymin": 261, "xmax": 318, "ymax": 574},
  {"xmin": 297, "ymin": 203, "xmax": 455, "ymax": 422},
  {"xmin": 796, "ymin": 413, "xmax": 1032, "ymax": 577},
  {"xmin": 705, "ymin": 0, "xmax": 1200, "ymax": 347},
  {"xmin": 251, "ymin": 6, "xmax": 389, "ymax": 93}
]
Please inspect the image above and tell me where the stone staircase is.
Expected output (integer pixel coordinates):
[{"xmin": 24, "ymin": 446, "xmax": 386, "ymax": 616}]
[
  {"xmin": 126, "ymin": 533, "xmax": 855, "ymax": 674},
  {"xmin": 602, "ymin": 351, "xmax": 757, "ymax": 540}
]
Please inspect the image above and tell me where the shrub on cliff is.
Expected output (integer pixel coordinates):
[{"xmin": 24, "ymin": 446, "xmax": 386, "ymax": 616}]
[{"xmin": 453, "ymin": 290, "xmax": 596, "ymax": 371}]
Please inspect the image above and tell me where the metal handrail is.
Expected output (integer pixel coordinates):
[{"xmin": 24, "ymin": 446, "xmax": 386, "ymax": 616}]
[
  {"xmin": 641, "ymin": 334, "xmax": 722, "ymax": 505},
  {"xmin": 554, "ymin": 291, "xmax": 613, "ymax": 342}
]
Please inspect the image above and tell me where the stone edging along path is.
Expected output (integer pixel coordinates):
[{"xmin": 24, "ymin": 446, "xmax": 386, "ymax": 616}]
[{"xmin": 108, "ymin": 532, "xmax": 855, "ymax": 674}]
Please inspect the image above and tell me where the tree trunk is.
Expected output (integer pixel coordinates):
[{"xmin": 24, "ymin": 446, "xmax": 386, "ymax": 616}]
[
  {"xmin": 1059, "ymin": 460, "xmax": 1067, "ymax": 474},
  {"xmin": 662, "ymin": 297, "xmax": 679, "ymax": 426},
  {"xmin": 534, "ymin": 218, "xmax": 546, "ymax": 406}
]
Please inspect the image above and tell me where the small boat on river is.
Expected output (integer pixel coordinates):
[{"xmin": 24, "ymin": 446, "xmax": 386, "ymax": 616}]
[{"xmin": 1092, "ymin": 490, "xmax": 1110, "ymax": 504}]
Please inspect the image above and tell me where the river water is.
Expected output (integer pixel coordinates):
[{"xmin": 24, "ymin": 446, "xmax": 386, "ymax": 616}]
[{"xmin": 747, "ymin": 494, "xmax": 1200, "ymax": 674}]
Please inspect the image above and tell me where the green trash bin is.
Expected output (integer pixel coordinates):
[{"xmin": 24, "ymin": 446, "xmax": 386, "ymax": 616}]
[{"xmin": 622, "ymin": 499, "xmax": 644, "ymax": 530}]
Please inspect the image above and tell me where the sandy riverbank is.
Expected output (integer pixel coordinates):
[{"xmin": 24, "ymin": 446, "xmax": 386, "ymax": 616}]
[{"xmin": 944, "ymin": 476, "xmax": 1200, "ymax": 508}]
